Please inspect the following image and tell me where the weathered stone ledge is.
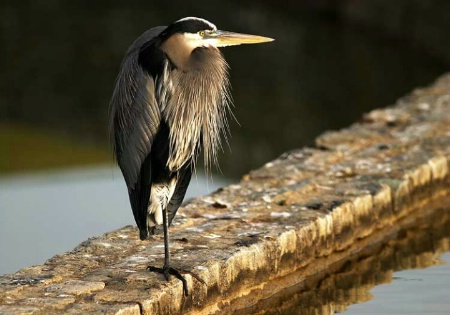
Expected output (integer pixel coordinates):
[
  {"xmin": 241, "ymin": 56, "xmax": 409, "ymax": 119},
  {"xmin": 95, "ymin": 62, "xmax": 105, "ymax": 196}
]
[{"xmin": 1, "ymin": 74, "xmax": 450, "ymax": 315}]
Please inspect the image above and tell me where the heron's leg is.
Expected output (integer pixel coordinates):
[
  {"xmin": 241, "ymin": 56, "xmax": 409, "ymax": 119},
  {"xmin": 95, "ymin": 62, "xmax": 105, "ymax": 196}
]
[
  {"xmin": 147, "ymin": 207, "xmax": 189, "ymax": 296},
  {"xmin": 161, "ymin": 207, "xmax": 171, "ymax": 277}
]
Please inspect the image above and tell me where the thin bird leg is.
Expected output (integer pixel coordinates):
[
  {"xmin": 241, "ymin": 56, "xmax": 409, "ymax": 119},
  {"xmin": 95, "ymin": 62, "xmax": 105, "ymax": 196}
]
[
  {"xmin": 162, "ymin": 207, "xmax": 171, "ymax": 278},
  {"xmin": 147, "ymin": 207, "xmax": 189, "ymax": 296}
]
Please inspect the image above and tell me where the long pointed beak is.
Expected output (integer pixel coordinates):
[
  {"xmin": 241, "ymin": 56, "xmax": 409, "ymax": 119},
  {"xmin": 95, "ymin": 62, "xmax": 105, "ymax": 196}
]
[{"xmin": 211, "ymin": 30, "xmax": 274, "ymax": 47}]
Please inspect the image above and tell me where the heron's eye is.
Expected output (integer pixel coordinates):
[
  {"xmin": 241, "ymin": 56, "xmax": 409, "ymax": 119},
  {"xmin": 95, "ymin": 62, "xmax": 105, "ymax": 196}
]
[{"xmin": 199, "ymin": 31, "xmax": 205, "ymax": 37}]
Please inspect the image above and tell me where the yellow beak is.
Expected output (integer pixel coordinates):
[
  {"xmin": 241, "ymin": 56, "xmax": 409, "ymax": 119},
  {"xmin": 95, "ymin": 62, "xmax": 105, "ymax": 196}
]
[{"xmin": 210, "ymin": 30, "xmax": 274, "ymax": 47}]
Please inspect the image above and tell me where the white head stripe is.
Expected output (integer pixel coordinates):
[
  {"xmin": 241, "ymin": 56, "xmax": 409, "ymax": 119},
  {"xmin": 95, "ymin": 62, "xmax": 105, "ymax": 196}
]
[{"xmin": 175, "ymin": 17, "xmax": 217, "ymax": 31}]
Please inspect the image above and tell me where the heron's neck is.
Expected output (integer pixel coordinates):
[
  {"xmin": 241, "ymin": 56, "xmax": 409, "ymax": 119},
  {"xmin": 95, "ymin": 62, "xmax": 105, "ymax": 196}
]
[{"xmin": 159, "ymin": 49, "xmax": 231, "ymax": 172}]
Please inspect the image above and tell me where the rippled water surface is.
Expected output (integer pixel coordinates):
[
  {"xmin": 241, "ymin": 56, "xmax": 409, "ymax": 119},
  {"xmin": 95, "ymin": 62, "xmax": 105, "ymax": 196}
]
[{"xmin": 345, "ymin": 253, "xmax": 450, "ymax": 315}]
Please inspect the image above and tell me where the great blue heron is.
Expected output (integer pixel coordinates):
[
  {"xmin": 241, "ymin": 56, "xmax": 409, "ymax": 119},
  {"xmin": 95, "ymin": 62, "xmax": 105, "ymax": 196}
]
[{"xmin": 109, "ymin": 17, "xmax": 273, "ymax": 295}]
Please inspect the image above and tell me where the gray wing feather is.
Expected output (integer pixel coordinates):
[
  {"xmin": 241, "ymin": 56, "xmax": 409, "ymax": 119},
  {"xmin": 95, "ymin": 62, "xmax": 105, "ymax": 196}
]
[
  {"xmin": 167, "ymin": 165, "xmax": 192, "ymax": 225},
  {"xmin": 109, "ymin": 27, "xmax": 165, "ymax": 189}
]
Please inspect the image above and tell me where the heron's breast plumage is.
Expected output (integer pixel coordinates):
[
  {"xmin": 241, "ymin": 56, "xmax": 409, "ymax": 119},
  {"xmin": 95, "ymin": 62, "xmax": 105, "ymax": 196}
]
[{"xmin": 156, "ymin": 49, "xmax": 231, "ymax": 172}]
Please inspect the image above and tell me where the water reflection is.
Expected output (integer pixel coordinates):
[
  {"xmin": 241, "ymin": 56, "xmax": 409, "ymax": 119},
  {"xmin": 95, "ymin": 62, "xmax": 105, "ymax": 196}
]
[{"xmin": 232, "ymin": 206, "xmax": 450, "ymax": 315}]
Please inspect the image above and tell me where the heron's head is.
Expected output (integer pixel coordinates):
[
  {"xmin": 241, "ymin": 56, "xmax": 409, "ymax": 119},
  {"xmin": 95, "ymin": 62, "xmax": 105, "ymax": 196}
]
[{"xmin": 158, "ymin": 17, "xmax": 273, "ymax": 70}]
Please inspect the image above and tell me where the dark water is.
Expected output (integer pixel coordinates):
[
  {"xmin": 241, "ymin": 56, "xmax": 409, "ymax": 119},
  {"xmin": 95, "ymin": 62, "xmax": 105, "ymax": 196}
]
[{"xmin": 0, "ymin": 1, "xmax": 446, "ymax": 177}]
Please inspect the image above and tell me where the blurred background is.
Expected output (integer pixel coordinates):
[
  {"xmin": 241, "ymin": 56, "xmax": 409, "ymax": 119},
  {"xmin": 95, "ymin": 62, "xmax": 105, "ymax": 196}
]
[{"xmin": 0, "ymin": 1, "xmax": 449, "ymax": 274}]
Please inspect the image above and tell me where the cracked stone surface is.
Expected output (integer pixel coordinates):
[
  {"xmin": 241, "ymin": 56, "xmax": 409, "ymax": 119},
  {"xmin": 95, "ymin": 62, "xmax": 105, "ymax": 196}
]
[{"xmin": 1, "ymin": 74, "xmax": 450, "ymax": 314}]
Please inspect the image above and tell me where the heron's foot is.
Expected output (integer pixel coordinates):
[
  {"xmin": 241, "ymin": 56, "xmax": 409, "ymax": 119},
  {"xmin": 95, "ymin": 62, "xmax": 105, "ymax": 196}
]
[{"xmin": 147, "ymin": 265, "xmax": 206, "ymax": 296}]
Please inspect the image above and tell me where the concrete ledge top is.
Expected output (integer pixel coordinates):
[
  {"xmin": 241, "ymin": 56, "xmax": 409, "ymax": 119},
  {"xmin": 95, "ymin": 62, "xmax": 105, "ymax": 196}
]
[{"xmin": 1, "ymin": 74, "xmax": 450, "ymax": 314}]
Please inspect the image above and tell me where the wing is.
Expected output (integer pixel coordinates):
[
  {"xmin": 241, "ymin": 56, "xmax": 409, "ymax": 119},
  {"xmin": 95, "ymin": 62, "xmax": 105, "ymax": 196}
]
[
  {"xmin": 109, "ymin": 26, "xmax": 166, "ymax": 235},
  {"xmin": 167, "ymin": 164, "xmax": 193, "ymax": 226}
]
